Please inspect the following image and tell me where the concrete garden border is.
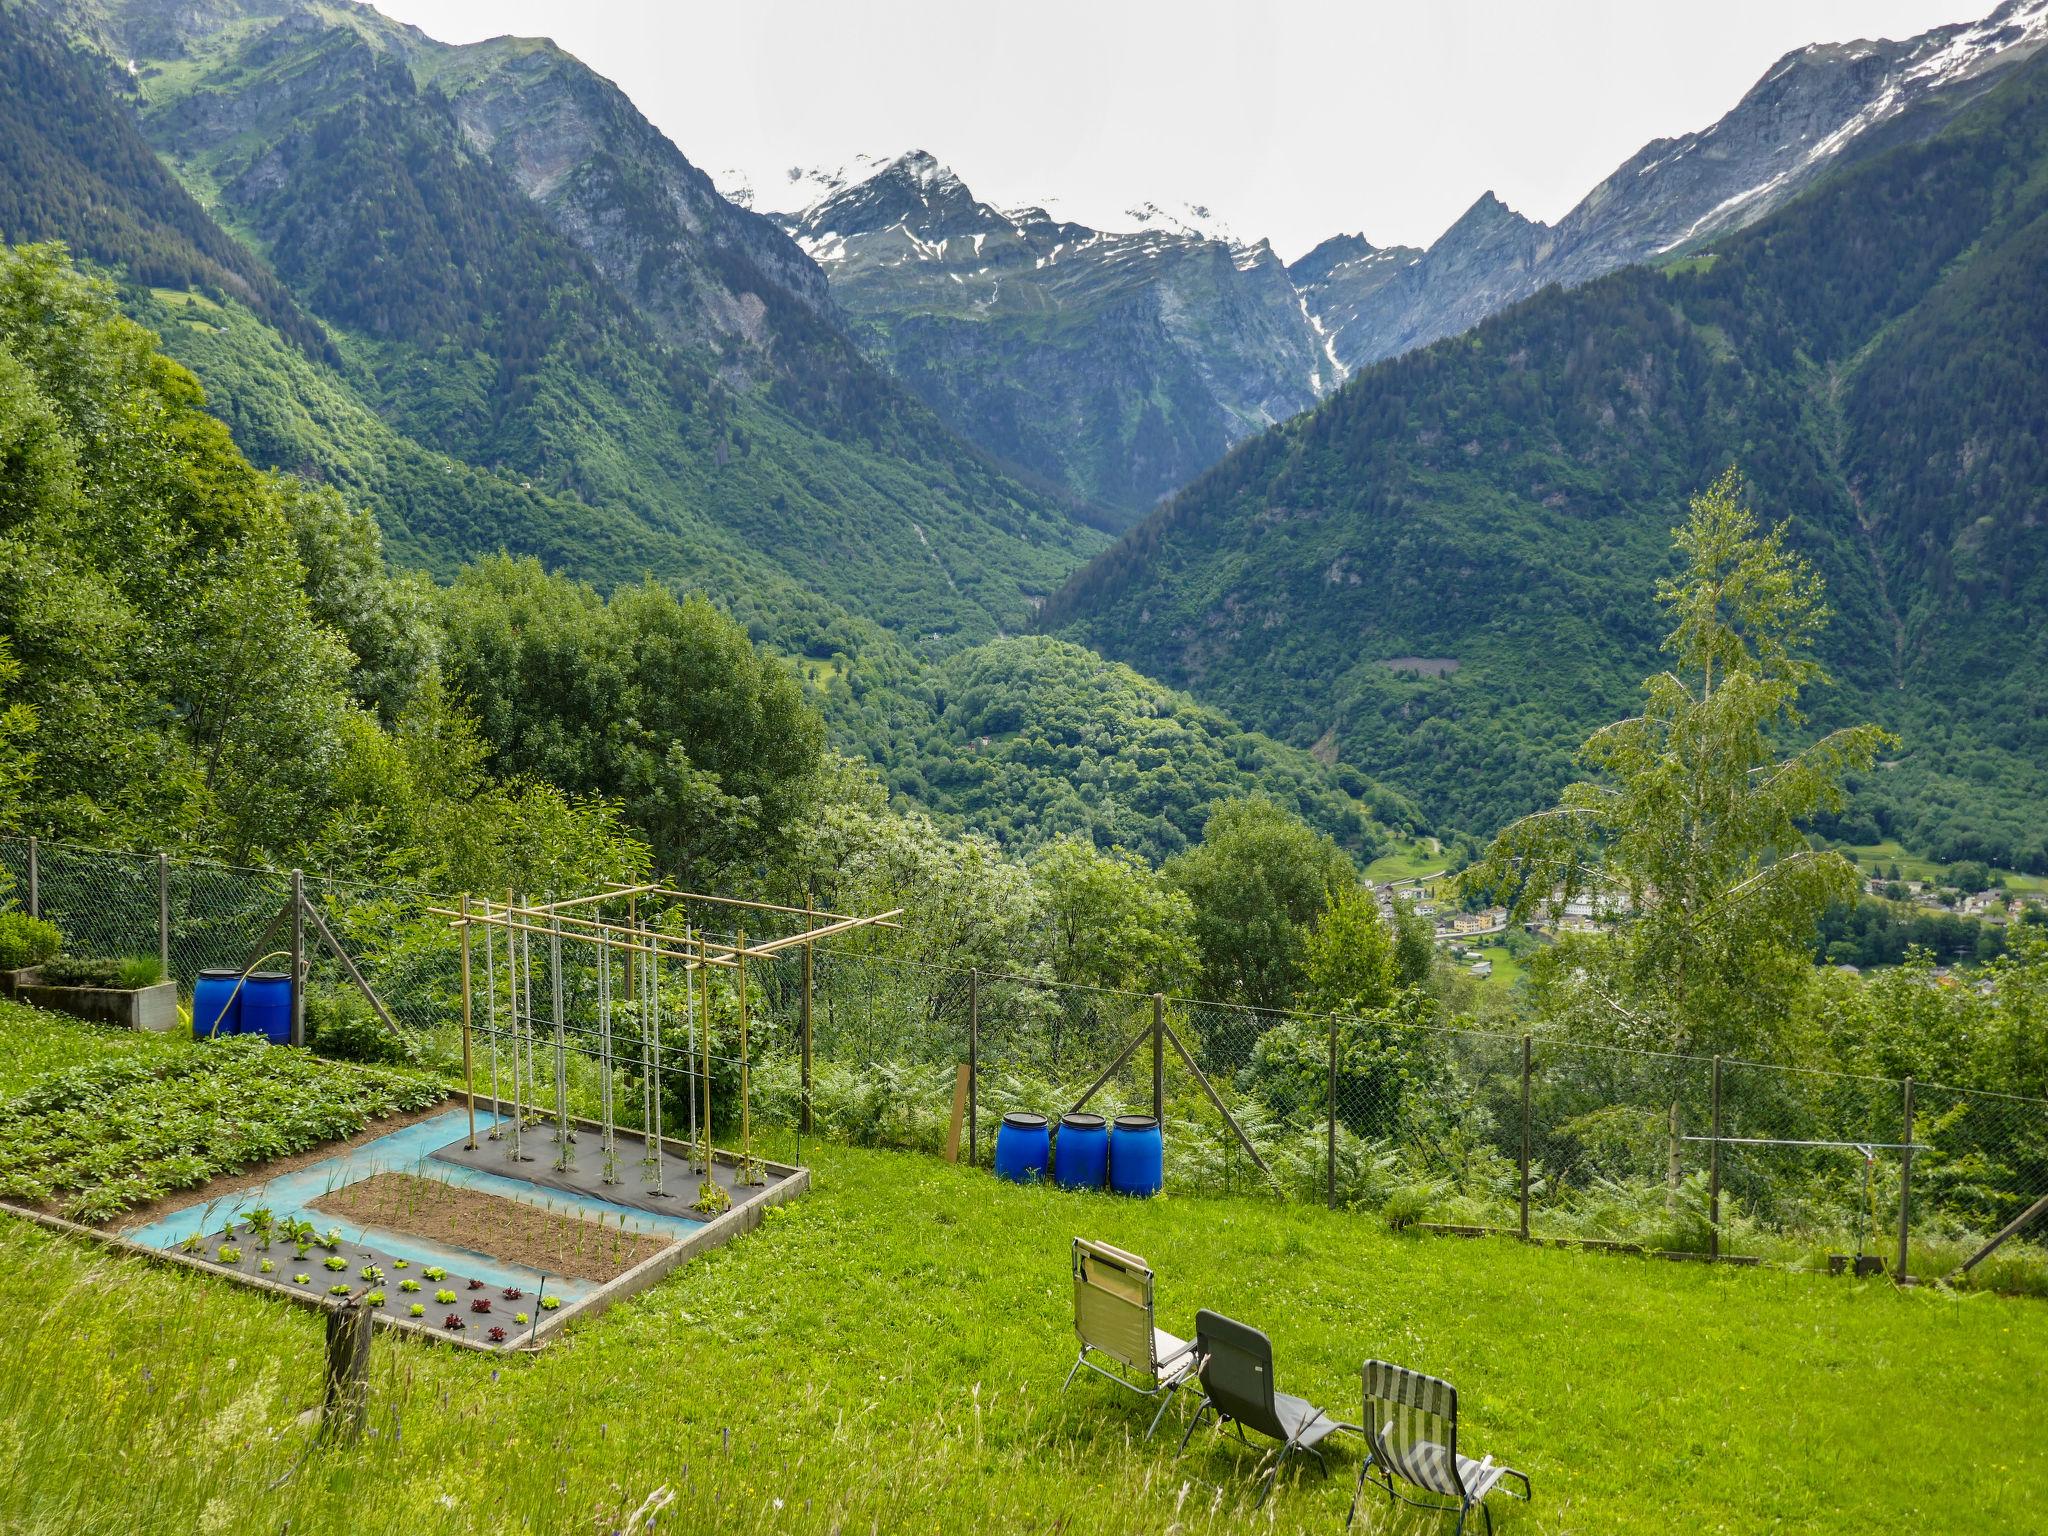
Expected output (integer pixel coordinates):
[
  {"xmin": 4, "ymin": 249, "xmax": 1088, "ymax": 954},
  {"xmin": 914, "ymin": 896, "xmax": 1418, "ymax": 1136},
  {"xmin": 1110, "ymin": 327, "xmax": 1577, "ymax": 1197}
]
[{"xmin": 15, "ymin": 977, "xmax": 179, "ymax": 1031}]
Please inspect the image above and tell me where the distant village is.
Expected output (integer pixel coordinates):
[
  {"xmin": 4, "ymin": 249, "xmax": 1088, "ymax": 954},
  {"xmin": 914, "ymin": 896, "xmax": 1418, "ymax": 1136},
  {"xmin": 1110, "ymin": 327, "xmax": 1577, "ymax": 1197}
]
[{"xmin": 1373, "ymin": 855, "xmax": 2046, "ymax": 984}]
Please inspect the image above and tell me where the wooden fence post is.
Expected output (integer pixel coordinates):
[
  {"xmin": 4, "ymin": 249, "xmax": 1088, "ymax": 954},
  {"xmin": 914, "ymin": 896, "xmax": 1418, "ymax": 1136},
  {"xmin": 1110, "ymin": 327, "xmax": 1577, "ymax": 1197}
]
[
  {"xmin": 1519, "ymin": 1033, "xmax": 1533, "ymax": 1241},
  {"xmin": 156, "ymin": 853, "xmax": 170, "ymax": 978},
  {"xmin": 1708, "ymin": 1055, "xmax": 1723, "ymax": 1260},
  {"xmin": 966, "ymin": 969, "xmax": 978, "ymax": 1166},
  {"xmin": 1326, "ymin": 1013, "xmax": 1338, "ymax": 1210},
  {"xmin": 1151, "ymin": 993, "xmax": 1165, "ymax": 1123},
  {"xmin": 1897, "ymin": 1076, "xmax": 1914, "ymax": 1285},
  {"xmin": 289, "ymin": 870, "xmax": 305, "ymax": 1049},
  {"xmin": 320, "ymin": 1297, "xmax": 372, "ymax": 1444}
]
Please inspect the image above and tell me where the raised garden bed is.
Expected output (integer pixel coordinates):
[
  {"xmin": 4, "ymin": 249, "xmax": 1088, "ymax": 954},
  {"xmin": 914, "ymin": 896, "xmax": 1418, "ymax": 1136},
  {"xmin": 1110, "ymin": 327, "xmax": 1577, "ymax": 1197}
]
[
  {"xmin": 313, "ymin": 1171, "xmax": 670, "ymax": 1282},
  {"xmin": 15, "ymin": 978, "xmax": 179, "ymax": 1033}
]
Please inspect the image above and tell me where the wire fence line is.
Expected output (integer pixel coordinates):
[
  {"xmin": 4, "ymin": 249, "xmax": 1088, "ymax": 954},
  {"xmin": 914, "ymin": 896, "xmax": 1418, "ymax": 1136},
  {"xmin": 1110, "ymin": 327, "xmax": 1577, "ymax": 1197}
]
[{"xmin": 4, "ymin": 835, "xmax": 2046, "ymax": 1288}]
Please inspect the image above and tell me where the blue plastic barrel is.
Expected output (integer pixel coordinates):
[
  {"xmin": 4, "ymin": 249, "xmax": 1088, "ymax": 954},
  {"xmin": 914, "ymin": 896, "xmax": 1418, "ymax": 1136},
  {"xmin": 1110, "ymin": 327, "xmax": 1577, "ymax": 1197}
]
[
  {"xmin": 1053, "ymin": 1113, "xmax": 1109, "ymax": 1189},
  {"xmin": 192, "ymin": 969, "xmax": 243, "ymax": 1040},
  {"xmin": 238, "ymin": 972, "xmax": 293, "ymax": 1045},
  {"xmin": 993, "ymin": 1112, "xmax": 1050, "ymax": 1184},
  {"xmin": 1108, "ymin": 1114, "xmax": 1164, "ymax": 1196}
]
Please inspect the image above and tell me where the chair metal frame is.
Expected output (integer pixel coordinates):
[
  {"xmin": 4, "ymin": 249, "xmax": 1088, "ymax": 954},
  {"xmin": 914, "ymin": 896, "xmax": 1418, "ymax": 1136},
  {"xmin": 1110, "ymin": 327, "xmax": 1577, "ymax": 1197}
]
[
  {"xmin": 1174, "ymin": 1308, "xmax": 1356, "ymax": 1506},
  {"xmin": 1061, "ymin": 1238, "xmax": 1196, "ymax": 1439},
  {"xmin": 1348, "ymin": 1360, "xmax": 1531, "ymax": 1536}
]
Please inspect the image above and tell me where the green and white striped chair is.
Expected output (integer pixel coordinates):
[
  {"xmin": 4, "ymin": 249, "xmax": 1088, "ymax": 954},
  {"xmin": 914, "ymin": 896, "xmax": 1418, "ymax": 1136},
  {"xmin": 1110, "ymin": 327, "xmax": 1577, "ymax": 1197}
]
[{"xmin": 1349, "ymin": 1361, "xmax": 1530, "ymax": 1536}]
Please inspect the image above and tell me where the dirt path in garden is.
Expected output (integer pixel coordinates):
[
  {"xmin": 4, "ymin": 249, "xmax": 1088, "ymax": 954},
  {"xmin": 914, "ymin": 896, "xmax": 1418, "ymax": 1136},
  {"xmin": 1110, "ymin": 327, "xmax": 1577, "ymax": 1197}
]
[
  {"xmin": 311, "ymin": 1172, "xmax": 670, "ymax": 1281},
  {"xmin": 109, "ymin": 1099, "xmax": 452, "ymax": 1231}
]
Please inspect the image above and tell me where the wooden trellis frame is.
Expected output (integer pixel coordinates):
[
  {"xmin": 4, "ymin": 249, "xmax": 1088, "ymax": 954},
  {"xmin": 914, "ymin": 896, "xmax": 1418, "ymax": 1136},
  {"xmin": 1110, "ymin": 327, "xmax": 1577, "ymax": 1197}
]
[{"xmin": 437, "ymin": 888, "xmax": 902, "ymax": 1203}]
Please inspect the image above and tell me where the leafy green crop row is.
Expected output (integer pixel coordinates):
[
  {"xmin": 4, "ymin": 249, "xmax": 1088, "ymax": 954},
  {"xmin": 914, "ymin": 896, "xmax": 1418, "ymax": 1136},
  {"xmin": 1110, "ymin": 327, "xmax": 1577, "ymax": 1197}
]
[{"xmin": 0, "ymin": 1038, "xmax": 443, "ymax": 1223}]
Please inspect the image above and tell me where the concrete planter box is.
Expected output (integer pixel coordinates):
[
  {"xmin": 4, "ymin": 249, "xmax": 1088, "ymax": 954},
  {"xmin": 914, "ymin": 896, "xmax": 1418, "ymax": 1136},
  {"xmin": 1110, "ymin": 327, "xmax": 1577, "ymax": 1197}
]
[
  {"xmin": 18, "ymin": 979, "xmax": 180, "ymax": 1032},
  {"xmin": 0, "ymin": 966, "xmax": 43, "ymax": 1001}
]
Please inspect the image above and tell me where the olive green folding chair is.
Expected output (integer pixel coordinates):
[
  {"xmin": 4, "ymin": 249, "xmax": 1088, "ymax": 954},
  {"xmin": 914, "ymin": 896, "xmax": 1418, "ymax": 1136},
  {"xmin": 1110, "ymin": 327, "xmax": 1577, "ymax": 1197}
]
[
  {"xmin": 1062, "ymin": 1238, "xmax": 1196, "ymax": 1439},
  {"xmin": 1350, "ymin": 1360, "xmax": 1530, "ymax": 1536},
  {"xmin": 1175, "ymin": 1309, "xmax": 1356, "ymax": 1506}
]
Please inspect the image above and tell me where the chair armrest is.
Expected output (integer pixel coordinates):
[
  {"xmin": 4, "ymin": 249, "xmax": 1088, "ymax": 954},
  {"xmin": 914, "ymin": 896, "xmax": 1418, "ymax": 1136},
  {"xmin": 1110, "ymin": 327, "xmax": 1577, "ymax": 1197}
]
[{"xmin": 1156, "ymin": 1336, "xmax": 1197, "ymax": 1367}]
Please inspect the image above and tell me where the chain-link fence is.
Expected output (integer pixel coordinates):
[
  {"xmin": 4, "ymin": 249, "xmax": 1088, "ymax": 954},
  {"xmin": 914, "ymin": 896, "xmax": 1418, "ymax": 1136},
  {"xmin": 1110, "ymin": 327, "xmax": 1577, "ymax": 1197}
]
[{"xmin": 5, "ymin": 834, "xmax": 2046, "ymax": 1289}]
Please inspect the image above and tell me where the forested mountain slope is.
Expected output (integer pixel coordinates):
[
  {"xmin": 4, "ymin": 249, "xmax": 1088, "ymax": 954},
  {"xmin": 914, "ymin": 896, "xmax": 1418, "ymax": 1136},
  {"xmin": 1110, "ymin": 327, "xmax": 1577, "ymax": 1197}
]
[
  {"xmin": 1046, "ymin": 48, "xmax": 2048, "ymax": 869},
  {"xmin": 0, "ymin": 1, "xmax": 1409, "ymax": 861},
  {"xmin": 22, "ymin": 0, "xmax": 1102, "ymax": 652}
]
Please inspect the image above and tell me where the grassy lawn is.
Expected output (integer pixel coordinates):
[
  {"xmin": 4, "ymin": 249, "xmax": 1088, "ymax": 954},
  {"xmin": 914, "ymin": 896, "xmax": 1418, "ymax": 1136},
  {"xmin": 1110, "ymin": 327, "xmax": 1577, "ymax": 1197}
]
[
  {"xmin": 0, "ymin": 1121, "xmax": 2042, "ymax": 1530},
  {"xmin": 1365, "ymin": 838, "xmax": 1449, "ymax": 887},
  {"xmin": 0, "ymin": 998, "xmax": 188, "ymax": 1099},
  {"xmin": 1467, "ymin": 942, "xmax": 1527, "ymax": 992},
  {"xmin": 1841, "ymin": 839, "xmax": 2048, "ymax": 894}
]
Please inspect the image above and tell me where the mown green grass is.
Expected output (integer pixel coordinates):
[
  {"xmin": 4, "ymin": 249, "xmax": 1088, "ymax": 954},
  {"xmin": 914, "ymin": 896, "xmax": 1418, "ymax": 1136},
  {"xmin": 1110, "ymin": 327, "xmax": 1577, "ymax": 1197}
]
[
  {"xmin": 1363, "ymin": 839, "xmax": 1449, "ymax": 887},
  {"xmin": 1841, "ymin": 840, "xmax": 2048, "ymax": 894},
  {"xmin": 0, "ymin": 1130, "xmax": 2041, "ymax": 1532}
]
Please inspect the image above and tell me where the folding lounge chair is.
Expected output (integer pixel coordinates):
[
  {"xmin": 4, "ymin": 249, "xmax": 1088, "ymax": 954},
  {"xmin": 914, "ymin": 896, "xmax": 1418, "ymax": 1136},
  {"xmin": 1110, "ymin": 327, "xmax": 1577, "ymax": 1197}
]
[
  {"xmin": 1062, "ymin": 1238, "xmax": 1197, "ymax": 1439},
  {"xmin": 1174, "ymin": 1308, "xmax": 1354, "ymax": 1505},
  {"xmin": 1349, "ymin": 1360, "xmax": 1531, "ymax": 1536}
]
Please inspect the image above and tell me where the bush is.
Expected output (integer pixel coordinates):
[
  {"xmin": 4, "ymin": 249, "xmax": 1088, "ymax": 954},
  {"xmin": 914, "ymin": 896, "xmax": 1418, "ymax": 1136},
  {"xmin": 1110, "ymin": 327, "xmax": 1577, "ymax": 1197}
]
[
  {"xmin": 38, "ymin": 956, "xmax": 157, "ymax": 988},
  {"xmin": 0, "ymin": 911, "xmax": 61, "ymax": 970},
  {"xmin": 304, "ymin": 987, "xmax": 412, "ymax": 1066}
]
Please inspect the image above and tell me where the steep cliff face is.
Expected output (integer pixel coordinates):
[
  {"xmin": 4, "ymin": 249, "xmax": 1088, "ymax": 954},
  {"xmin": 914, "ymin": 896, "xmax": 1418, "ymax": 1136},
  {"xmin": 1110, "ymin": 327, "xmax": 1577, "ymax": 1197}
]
[
  {"xmin": 1301, "ymin": 0, "xmax": 2048, "ymax": 370},
  {"xmin": 771, "ymin": 151, "xmax": 1334, "ymax": 518}
]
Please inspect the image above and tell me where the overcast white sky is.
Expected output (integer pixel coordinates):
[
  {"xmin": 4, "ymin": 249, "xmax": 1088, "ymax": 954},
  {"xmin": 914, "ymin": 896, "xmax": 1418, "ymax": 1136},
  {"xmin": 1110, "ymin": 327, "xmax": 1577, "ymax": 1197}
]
[{"xmin": 379, "ymin": 0, "xmax": 1993, "ymax": 258}]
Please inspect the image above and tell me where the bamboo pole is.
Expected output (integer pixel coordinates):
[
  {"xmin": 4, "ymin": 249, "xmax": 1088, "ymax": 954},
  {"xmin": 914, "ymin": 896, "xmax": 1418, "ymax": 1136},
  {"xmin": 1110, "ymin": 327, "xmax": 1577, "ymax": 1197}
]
[
  {"xmin": 737, "ymin": 926, "xmax": 762, "ymax": 1185},
  {"xmin": 460, "ymin": 894, "xmax": 477, "ymax": 1149},
  {"xmin": 484, "ymin": 899, "xmax": 501, "ymax": 1140}
]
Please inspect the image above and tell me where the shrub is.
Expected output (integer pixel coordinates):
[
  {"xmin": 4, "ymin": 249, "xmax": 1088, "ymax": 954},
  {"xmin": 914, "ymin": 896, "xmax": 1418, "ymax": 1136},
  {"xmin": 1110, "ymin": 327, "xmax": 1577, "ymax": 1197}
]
[
  {"xmin": 0, "ymin": 911, "xmax": 61, "ymax": 970},
  {"xmin": 304, "ymin": 987, "xmax": 413, "ymax": 1066},
  {"xmin": 36, "ymin": 957, "xmax": 126, "ymax": 988}
]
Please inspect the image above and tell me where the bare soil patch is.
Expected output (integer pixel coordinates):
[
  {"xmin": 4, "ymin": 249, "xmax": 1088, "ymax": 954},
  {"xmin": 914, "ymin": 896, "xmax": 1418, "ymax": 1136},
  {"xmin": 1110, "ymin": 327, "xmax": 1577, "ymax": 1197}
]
[{"xmin": 311, "ymin": 1171, "xmax": 672, "ymax": 1282}]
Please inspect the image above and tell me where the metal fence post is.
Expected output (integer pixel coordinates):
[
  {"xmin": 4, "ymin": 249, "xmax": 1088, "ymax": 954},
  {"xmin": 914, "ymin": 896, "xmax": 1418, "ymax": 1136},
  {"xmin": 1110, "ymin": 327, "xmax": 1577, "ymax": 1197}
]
[
  {"xmin": 289, "ymin": 869, "xmax": 306, "ymax": 1049},
  {"xmin": 156, "ymin": 853, "xmax": 170, "ymax": 977},
  {"xmin": 1326, "ymin": 1012, "xmax": 1338, "ymax": 1210},
  {"xmin": 1151, "ymin": 993, "xmax": 1165, "ymax": 1123},
  {"xmin": 1709, "ymin": 1055, "xmax": 1723, "ymax": 1260},
  {"xmin": 800, "ymin": 899, "xmax": 815, "ymax": 1137},
  {"xmin": 1519, "ymin": 1033, "xmax": 1533, "ymax": 1241},
  {"xmin": 25, "ymin": 835, "xmax": 37, "ymax": 919},
  {"xmin": 1897, "ymin": 1076, "xmax": 1914, "ymax": 1285},
  {"xmin": 966, "ymin": 968, "xmax": 978, "ymax": 1166}
]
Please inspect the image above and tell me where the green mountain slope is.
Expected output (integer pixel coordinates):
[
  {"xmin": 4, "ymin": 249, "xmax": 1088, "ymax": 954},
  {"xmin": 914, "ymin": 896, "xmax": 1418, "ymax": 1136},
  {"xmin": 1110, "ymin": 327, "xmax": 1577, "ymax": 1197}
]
[
  {"xmin": 0, "ymin": 0, "xmax": 1410, "ymax": 861},
  {"xmin": 43, "ymin": 0, "xmax": 1101, "ymax": 652},
  {"xmin": 1046, "ymin": 49, "xmax": 2048, "ymax": 869}
]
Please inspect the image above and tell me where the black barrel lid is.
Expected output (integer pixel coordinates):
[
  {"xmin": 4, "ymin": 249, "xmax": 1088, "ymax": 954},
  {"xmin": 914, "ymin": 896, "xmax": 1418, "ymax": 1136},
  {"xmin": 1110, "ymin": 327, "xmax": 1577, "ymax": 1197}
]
[
  {"xmin": 1059, "ymin": 1113, "xmax": 1106, "ymax": 1130},
  {"xmin": 1001, "ymin": 1111, "xmax": 1049, "ymax": 1130},
  {"xmin": 1113, "ymin": 1114, "xmax": 1159, "ymax": 1132}
]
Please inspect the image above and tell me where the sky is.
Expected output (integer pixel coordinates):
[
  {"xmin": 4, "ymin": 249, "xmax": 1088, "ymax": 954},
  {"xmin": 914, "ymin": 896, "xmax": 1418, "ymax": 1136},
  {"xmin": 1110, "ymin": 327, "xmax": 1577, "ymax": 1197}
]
[{"xmin": 376, "ymin": 0, "xmax": 1995, "ymax": 258}]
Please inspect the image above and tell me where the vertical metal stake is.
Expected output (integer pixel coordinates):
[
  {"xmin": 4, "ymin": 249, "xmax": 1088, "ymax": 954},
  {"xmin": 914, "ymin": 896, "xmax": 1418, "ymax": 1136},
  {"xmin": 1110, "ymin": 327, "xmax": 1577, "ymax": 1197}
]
[
  {"xmin": 24, "ymin": 835, "xmax": 36, "ymax": 920},
  {"xmin": 156, "ymin": 852, "xmax": 170, "ymax": 978},
  {"xmin": 289, "ymin": 870, "xmax": 305, "ymax": 1048},
  {"xmin": 1708, "ymin": 1055, "xmax": 1724, "ymax": 1260},
  {"xmin": 1326, "ymin": 1013, "xmax": 1338, "ymax": 1210},
  {"xmin": 1897, "ymin": 1076, "xmax": 1915, "ymax": 1285},
  {"xmin": 1519, "ymin": 1033, "xmax": 1533, "ymax": 1241},
  {"xmin": 967, "ymin": 968, "xmax": 979, "ymax": 1167},
  {"xmin": 1151, "ymin": 993, "xmax": 1165, "ymax": 1123}
]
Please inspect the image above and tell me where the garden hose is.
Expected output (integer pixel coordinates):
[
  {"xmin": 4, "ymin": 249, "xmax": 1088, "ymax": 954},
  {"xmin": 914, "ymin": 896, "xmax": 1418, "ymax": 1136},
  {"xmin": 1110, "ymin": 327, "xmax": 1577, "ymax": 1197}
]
[{"xmin": 200, "ymin": 950, "xmax": 293, "ymax": 1039}]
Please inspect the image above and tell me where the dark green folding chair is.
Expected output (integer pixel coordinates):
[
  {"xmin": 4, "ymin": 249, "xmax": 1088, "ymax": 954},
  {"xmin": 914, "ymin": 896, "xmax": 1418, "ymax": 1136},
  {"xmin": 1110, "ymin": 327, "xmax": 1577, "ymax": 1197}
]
[
  {"xmin": 1174, "ymin": 1308, "xmax": 1355, "ymax": 1505},
  {"xmin": 1349, "ymin": 1360, "xmax": 1530, "ymax": 1536}
]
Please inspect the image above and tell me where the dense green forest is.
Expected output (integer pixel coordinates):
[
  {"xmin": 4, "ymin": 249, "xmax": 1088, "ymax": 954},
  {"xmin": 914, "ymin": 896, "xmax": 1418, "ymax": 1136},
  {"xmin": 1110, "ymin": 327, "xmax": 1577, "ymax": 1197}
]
[{"xmin": 1046, "ymin": 47, "xmax": 2048, "ymax": 869}]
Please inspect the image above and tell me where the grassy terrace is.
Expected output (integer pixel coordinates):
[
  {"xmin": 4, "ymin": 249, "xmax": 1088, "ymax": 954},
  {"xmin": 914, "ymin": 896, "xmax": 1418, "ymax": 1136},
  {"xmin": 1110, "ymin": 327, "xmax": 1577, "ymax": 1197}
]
[{"xmin": 0, "ymin": 1009, "xmax": 2042, "ymax": 1532}]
